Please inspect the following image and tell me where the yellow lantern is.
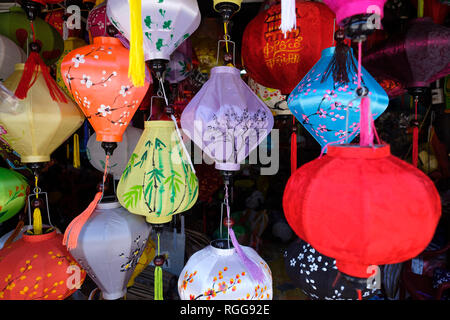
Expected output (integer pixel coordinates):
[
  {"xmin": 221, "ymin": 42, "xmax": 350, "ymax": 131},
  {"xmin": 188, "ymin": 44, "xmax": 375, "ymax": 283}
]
[
  {"xmin": 117, "ymin": 120, "xmax": 198, "ymax": 225},
  {"xmin": 0, "ymin": 63, "xmax": 85, "ymax": 164}
]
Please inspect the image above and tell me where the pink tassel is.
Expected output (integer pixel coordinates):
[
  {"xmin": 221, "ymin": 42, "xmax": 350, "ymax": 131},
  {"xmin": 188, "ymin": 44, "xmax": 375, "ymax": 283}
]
[
  {"xmin": 359, "ymin": 96, "xmax": 374, "ymax": 147},
  {"xmin": 291, "ymin": 116, "xmax": 297, "ymax": 175}
]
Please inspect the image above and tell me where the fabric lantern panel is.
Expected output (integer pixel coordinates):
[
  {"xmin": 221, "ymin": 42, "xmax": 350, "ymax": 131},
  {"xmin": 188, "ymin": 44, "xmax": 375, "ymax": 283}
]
[
  {"xmin": 241, "ymin": 1, "xmax": 336, "ymax": 94},
  {"xmin": 61, "ymin": 36, "xmax": 150, "ymax": 143},
  {"xmin": 0, "ymin": 7, "xmax": 64, "ymax": 65},
  {"xmin": 0, "ymin": 224, "xmax": 61, "ymax": 250},
  {"xmin": 0, "ymin": 35, "xmax": 27, "ymax": 82},
  {"xmin": 117, "ymin": 120, "xmax": 198, "ymax": 224},
  {"xmin": 181, "ymin": 66, "xmax": 274, "ymax": 171},
  {"xmin": 87, "ymin": 1, "xmax": 114, "ymax": 40},
  {"xmin": 178, "ymin": 239, "xmax": 273, "ymax": 300},
  {"xmin": 68, "ymin": 200, "xmax": 151, "ymax": 300},
  {"xmin": 248, "ymin": 77, "xmax": 290, "ymax": 116},
  {"xmin": 0, "ymin": 64, "xmax": 85, "ymax": 163},
  {"xmin": 0, "ymin": 229, "xmax": 86, "ymax": 300},
  {"xmin": 87, "ymin": 125, "xmax": 143, "ymax": 180},
  {"xmin": 283, "ymin": 144, "xmax": 442, "ymax": 278},
  {"xmin": 284, "ymin": 238, "xmax": 378, "ymax": 300},
  {"xmin": 0, "ymin": 168, "xmax": 28, "ymax": 224},
  {"xmin": 106, "ymin": 0, "xmax": 201, "ymax": 62},
  {"xmin": 287, "ymin": 47, "xmax": 389, "ymax": 150}
]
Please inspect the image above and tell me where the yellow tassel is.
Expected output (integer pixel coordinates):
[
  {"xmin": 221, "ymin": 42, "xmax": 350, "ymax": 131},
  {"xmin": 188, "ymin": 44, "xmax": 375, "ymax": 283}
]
[
  {"xmin": 73, "ymin": 134, "xmax": 80, "ymax": 169},
  {"xmin": 418, "ymin": 0, "xmax": 424, "ymax": 18},
  {"xmin": 129, "ymin": 0, "xmax": 146, "ymax": 87},
  {"xmin": 33, "ymin": 207, "xmax": 42, "ymax": 235}
]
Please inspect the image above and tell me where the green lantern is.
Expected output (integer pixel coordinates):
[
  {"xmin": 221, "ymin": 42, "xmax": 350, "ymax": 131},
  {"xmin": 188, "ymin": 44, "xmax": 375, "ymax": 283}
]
[
  {"xmin": 0, "ymin": 6, "xmax": 64, "ymax": 66},
  {"xmin": 0, "ymin": 167, "xmax": 29, "ymax": 223}
]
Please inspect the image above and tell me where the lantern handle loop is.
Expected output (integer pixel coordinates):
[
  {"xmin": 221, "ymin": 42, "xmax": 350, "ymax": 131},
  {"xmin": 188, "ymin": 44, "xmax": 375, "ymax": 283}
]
[
  {"xmin": 216, "ymin": 39, "xmax": 235, "ymax": 66},
  {"xmin": 170, "ymin": 114, "xmax": 196, "ymax": 174}
]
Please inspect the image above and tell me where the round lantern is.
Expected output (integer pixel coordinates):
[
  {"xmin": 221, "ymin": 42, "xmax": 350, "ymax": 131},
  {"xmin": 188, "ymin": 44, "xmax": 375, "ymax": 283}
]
[
  {"xmin": 55, "ymin": 37, "xmax": 87, "ymax": 100},
  {"xmin": 87, "ymin": 1, "xmax": 115, "ymax": 41},
  {"xmin": 86, "ymin": 125, "xmax": 143, "ymax": 180},
  {"xmin": 165, "ymin": 50, "xmax": 192, "ymax": 84},
  {"xmin": 248, "ymin": 77, "xmax": 290, "ymax": 117},
  {"xmin": 0, "ymin": 35, "xmax": 27, "ymax": 82},
  {"xmin": 178, "ymin": 239, "xmax": 273, "ymax": 300},
  {"xmin": 284, "ymin": 238, "xmax": 379, "ymax": 300},
  {"xmin": 0, "ymin": 168, "xmax": 28, "ymax": 224},
  {"xmin": 0, "ymin": 7, "xmax": 64, "ymax": 66},
  {"xmin": 60, "ymin": 36, "xmax": 150, "ymax": 155},
  {"xmin": 181, "ymin": 66, "xmax": 274, "ymax": 171},
  {"xmin": 106, "ymin": 0, "xmax": 201, "ymax": 83},
  {"xmin": 117, "ymin": 120, "xmax": 199, "ymax": 225},
  {"xmin": 283, "ymin": 144, "xmax": 442, "ymax": 278},
  {"xmin": 0, "ymin": 224, "xmax": 61, "ymax": 250},
  {"xmin": 67, "ymin": 200, "xmax": 151, "ymax": 300},
  {"xmin": 0, "ymin": 229, "xmax": 86, "ymax": 300},
  {"xmin": 0, "ymin": 63, "xmax": 85, "ymax": 164},
  {"xmin": 287, "ymin": 46, "xmax": 389, "ymax": 151},
  {"xmin": 241, "ymin": 1, "xmax": 336, "ymax": 95}
]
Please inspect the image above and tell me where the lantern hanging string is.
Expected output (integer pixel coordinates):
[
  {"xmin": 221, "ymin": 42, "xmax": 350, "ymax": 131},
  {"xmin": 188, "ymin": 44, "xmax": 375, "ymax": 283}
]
[
  {"xmin": 224, "ymin": 22, "xmax": 229, "ymax": 54},
  {"xmin": 412, "ymin": 96, "xmax": 419, "ymax": 167},
  {"xmin": 32, "ymin": 175, "xmax": 43, "ymax": 235}
]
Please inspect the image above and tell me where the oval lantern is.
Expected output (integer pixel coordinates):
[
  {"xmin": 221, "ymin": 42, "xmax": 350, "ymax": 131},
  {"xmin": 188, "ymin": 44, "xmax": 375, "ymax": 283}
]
[
  {"xmin": 117, "ymin": 120, "xmax": 198, "ymax": 225},
  {"xmin": 248, "ymin": 77, "xmax": 290, "ymax": 117},
  {"xmin": 68, "ymin": 200, "xmax": 151, "ymax": 300},
  {"xmin": 181, "ymin": 66, "xmax": 274, "ymax": 171},
  {"xmin": 178, "ymin": 239, "xmax": 273, "ymax": 300},
  {"xmin": 0, "ymin": 63, "xmax": 85, "ymax": 164},
  {"xmin": 60, "ymin": 36, "xmax": 150, "ymax": 154},
  {"xmin": 0, "ymin": 35, "xmax": 27, "ymax": 82},
  {"xmin": 0, "ymin": 6, "xmax": 64, "ymax": 66},
  {"xmin": 284, "ymin": 238, "xmax": 379, "ymax": 300},
  {"xmin": 0, "ymin": 229, "xmax": 86, "ymax": 300},
  {"xmin": 283, "ymin": 144, "xmax": 442, "ymax": 279},
  {"xmin": 241, "ymin": 1, "xmax": 336, "ymax": 95},
  {"xmin": 106, "ymin": 0, "xmax": 201, "ymax": 83},
  {"xmin": 87, "ymin": 125, "xmax": 143, "ymax": 180},
  {"xmin": 287, "ymin": 46, "xmax": 389, "ymax": 150},
  {"xmin": 0, "ymin": 168, "xmax": 28, "ymax": 224}
]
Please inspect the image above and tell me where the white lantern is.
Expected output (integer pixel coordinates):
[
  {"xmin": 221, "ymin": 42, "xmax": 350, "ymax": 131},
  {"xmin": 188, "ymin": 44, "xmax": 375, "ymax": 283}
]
[
  {"xmin": 178, "ymin": 239, "xmax": 273, "ymax": 300},
  {"xmin": 0, "ymin": 35, "xmax": 26, "ymax": 82}
]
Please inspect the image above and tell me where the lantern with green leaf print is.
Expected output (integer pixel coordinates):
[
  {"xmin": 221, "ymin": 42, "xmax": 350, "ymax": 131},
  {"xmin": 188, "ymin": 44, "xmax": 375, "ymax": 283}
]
[{"xmin": 117, "ymin": 120, "xmax": 198, "ymax": 225}]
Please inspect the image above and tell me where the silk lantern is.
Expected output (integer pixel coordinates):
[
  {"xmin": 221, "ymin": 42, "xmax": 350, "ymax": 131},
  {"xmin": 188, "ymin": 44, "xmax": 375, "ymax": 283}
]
[
  {"xmin": 87, "ymin": 1, "xmax": 114, "ymax": 41},
  {"xmin": 248, "ymin": 77, "xmax": 290, "ymax": 117},
  {"xmin": 284, "ymin": 238, "xmax": 378, "ymax": 300},
  {"xmin": 181, "ymin": 66, "xmax": 274, "ymax": 171},
  {"xmin": 55, "ymin": 37, "xmax": 87, "ymax": 100},
  {"xmin": 60, "ymin": 36, "xmax": 150, "ymax": 155},
  {"xmin": 0, "ymin": 168, "xmax": 28, "ymax": 224},
  {"xmin": 283, "ymin": 144, "xmax": 442, "ymax": 279},
  {"xmin": 87, "ymin": 125, "xmax": 143, "ymax": 180},
  {"xmin": 165, "ymin": 51, "xmax": 192, "ymax": 84},
  {"xmin": 68, "ymin": 200, "xmax": 151, "ymax": 300},
  {"xmin": 241, "ymin": 1, "xmax": 336, "ymax": 95},
  {"xmin": 0, "ymin": 63, "xmax": 85, "ymax": 164},
  {"xmin": 0, "ymin": 224, "xmax": 61, "ymax": 250},
  {"xmin": 178, "ymin": 239, "xmax": 273, "ymax": 300},
  {"xmin": 106, "ymin": 0, "xmax": 201, "ymax": 85},
  {"xmin": 0, "ymin": 35, "xmax": 27, "ymax": 82},
  {"xmin": 0, "ymin": 7, "xmax": 64, "ymax": 66},
  {"xmin": 287, "ymin": 46, "xmax": 389, "ymax": 151},
  {"xmin": 117, "ymin": 120, "xmax": 199, "ymax": 225},
  {"xmin": 0, "ymin": 229, "xmax": 86, "ymax": 300}
]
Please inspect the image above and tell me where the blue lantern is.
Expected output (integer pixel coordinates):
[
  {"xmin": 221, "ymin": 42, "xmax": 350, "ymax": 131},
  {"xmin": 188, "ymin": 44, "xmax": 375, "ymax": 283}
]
[{"xmin": 287, "ymin": 47, "xmax": 389, "ymax": 151}]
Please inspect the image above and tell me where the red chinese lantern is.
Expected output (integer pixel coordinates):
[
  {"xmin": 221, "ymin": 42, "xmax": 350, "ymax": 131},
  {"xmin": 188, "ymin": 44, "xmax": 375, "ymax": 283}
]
[
  {"xmin": 283, "ymin": 144, "xmax": 442, "ymax": 278},
  {"xmin": 0, "ymin": 229, "xmax": 86, "ymax": 300},
  {"xmin": 60, "ymin": 36, "xmax": 150, "ymax": 155},
  {"xmin": 241, "ymin": 1, "xmax": 336, "ymax": 95}
]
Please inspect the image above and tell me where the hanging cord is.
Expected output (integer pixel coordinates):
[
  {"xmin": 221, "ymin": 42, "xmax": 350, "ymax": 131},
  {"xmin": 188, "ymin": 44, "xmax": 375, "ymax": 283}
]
[
  {"xmin": 63, "ymin": 155, "xmax": 110, "ymax": 250},
  {"xmin": 32, "ymin": 175, "xmax": 43, "ymax": 235},
  {"xmin": 73, "ymin": 134, "xmax": 80, "ymax": 168},
  {"xmin": 290, "ymin": 116, "xmax": 297, "ymax": 175},
  {"xmin": 154, "ymin": 232, "xmax": 163, "ymax": 300},
  {"xmin": 412, "ymin": 96, "xmax": 419, "ymax": 167},
  {"xmin": 224, "ymin": 22, "xmax": 229, "ymax": 54}
]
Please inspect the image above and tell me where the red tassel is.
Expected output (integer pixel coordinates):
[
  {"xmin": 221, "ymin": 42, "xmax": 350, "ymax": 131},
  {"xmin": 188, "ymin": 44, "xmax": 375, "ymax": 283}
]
[
  {"xmin": 291, "ymin": 116, "xmax": 297, "ymax": 175},
  {"xmin": 15, "ymin": 51, "xmax": 68, "ymax": 103},
  {"xmin": 356, "ymin": 289, "xmax": 362, "ymax": 300}
]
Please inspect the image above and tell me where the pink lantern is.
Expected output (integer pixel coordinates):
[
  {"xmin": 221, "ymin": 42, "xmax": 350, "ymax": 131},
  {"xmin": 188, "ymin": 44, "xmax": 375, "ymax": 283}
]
[{"xmin": 181, "ymin": 66, "xmax": 274, "ymax": 171}]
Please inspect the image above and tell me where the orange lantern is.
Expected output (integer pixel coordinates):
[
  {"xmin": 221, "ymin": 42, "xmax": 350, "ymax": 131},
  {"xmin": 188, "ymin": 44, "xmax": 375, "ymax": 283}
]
[
  {"xmin": 0, "ymin": 229, "xmax": 86, "ymax": 300},
  {"xmin": 60, "ymin": 36, "xmax": 150, "ymax": 155}
]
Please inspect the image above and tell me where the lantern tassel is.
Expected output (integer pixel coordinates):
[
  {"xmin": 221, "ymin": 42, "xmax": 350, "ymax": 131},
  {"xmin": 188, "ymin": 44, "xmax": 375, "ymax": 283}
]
[
  {"xmin": 280, "ymin": 0, "xmax": 297, "ymax": 37},
  {"xmin": 412, "ymin": 97, "xmax": 419, "ymax": 167},
  {"xmin": 359, "ymin": 96, "xmax": 374, "ymax": 147},
  {"xmin": 291, "ymin": 116, "xmax": 297, "ymax": 175},
  {"xmin": 128, "ymin": 0, "xmax": 146, "ymax": 87},
  {"xmin": 154, "ymin": 233, "xmax": 163, "ymax": 300},
  {"xmin": 33, "ymin": 207, "xmax": 43, "ymax": 235}
]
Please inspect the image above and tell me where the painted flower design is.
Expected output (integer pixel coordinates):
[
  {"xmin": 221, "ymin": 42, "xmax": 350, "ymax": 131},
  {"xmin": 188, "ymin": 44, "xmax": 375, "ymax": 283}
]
[
  {"xmin": 290, "ymin": 259, "xmax": 296, "ymax": 267},
  {"xmin": 80, "ymin": 75, "xmax": 93, "ymax": 88},
  {"xmin": 119, "ymin": 85, "xmax": 132, "ymax": 97},
  {"xmin": 318, "ymin": 124, "xmax": 327, "ymax": 133},
  {"xmin": 72, "ymin": 54, "xmax": 85, "ymax": 68},
  {"xmin": 97, "ymin": 104, "xmax": 112, "ymax": 117}
]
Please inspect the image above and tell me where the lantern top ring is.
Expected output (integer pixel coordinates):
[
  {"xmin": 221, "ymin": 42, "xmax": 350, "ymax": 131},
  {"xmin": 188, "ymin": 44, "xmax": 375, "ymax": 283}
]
[{"xmin": 327, "ymin": 144, "xmax": 390, "ymax": 159}]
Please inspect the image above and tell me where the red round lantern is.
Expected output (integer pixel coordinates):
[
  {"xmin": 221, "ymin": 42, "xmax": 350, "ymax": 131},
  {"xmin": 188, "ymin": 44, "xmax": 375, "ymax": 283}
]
[
  {"xmin": 0, "ymin": 229, "xmax": 86, "ymax": 300},
  {"xmin": 283, "ymin": 144, "xmax": 441, "ymax": 278},
  {"xmin": 241, "ymin": 1, "xmax": 336, "ymax": 95}
]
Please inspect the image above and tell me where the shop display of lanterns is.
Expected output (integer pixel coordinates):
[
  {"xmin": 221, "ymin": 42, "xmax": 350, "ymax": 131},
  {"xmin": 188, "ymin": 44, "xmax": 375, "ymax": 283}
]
[
  {"xmin": 178, "ymin": 239, "xmax": 273, "ymax": 300},
  {"xmin": 0, "ymin": 168, "xmax": 29, "ymax": 224},
  {"xmin": 181, "ymin": 66, "xmax": 274, "ymax": 171},
  {"xmin": 0, "ymin": 35, "xmax": 27, "ymax": 82},
  {"xmin": 117, "ymin": 120, "xmax": 199, "ymax": 225},
  {"xmin": 0, "ymin": 229, "xmax": 86, "ymax": 300},
  {"xmin": 68, "ymin": 200, "xmax": 151, "ymax": 300}
]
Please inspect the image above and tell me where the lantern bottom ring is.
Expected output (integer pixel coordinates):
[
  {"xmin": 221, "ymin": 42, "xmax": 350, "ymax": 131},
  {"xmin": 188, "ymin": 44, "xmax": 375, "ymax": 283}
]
[
  {"xmin": 146, "ymin": 215, "xmax": 173, "ymax": 225},
  {"xmin": 101, "ymin": 289, "xmax": 127, "ymax": 300},
  {"xmin": 215, "ymin": 162, "xmax": 240, "ymax": 171},
  {"xmin": 21, "ymin": 155, "xmax": 51, "ymax": 163}
]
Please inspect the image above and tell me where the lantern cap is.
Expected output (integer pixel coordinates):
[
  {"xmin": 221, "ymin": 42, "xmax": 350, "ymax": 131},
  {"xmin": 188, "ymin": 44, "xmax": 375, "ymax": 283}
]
[
  {"xmin": 97, "ymin": 201, "xmax": 122, "ymax": 210},
  {"xmin": 210, "ymin": 239, "xmax": 235, "ymax": 256},
  {"xmin": 102, "ymin": 290, "xmax": 127, "ymax": 300},
  {"xmin": 215, "ymin": 162, "xmax": 241, "ymax": 171},
  {"xmin": 22, "ymin": 228, "xmax": 57, "ymax": 242},
  {"xmin": 92, "ymin": 36, "xmax": 123, "ymax": 46},
  {"xmin": 327, "ymin": 144, "xmax": 390, "ymax": 159},
  {"xmin": 144, "ymin": 120, "xmax": 174, "ymax": 129},
  {"xmin": 323, "ymin": 0, "xmax": 387, "ymax": 26},
  {"xmin": 211, "ymin": 66, "xmax": 240, "ymax": 76}
]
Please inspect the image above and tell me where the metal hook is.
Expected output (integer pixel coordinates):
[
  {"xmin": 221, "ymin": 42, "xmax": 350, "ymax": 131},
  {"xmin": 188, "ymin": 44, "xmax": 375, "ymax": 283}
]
[{"xmin": 216, "ymin": 39, "xmax": 236, "ymax": 66}]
